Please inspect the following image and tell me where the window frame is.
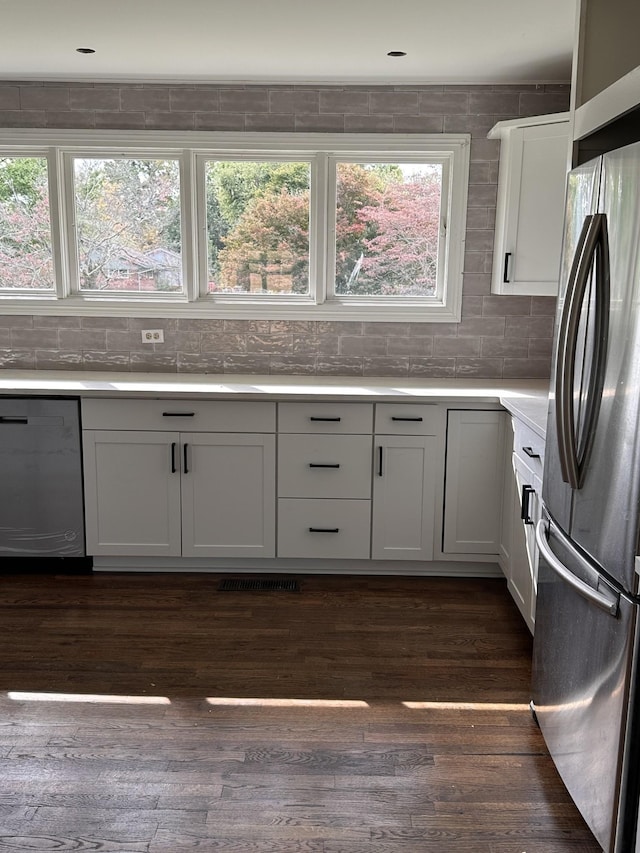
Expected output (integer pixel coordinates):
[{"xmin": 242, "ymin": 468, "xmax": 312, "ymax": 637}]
[{"xmin": 0, "ymin": 129, "xmax": 470, "ymax": 322}]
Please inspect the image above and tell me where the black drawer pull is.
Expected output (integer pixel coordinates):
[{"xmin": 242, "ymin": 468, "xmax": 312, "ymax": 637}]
[
  {"xmin": 391, "ymin": 416, "xmax": 423, "ymax": 422},
  {"xmin": 309, "ymin": 527, "xmax": 340, "ymax": 533},
  {"xmin": 0, "ymin": 416, "xmax": 29, "ymax": 424},
  {"xmin": 183, "ymin": 443, "xmax": 189, "ymax": 474},
  {"xmin": 309, "ymin": 416, "xmax": 341, "ymax": 422},
  {"xmin": 522, "ymin": 446, "xmax": 541, "ymax": 459},
  {"xmin": 503, "ymin": 252, "xmax": 512, "ymax": 283},
  {"xmin": 378, "ymin": 445, "xmax": 383, "ymax": 477},
  {"xmin": 521, "ymin": 484, "xmax": 535, "ymax": 525},
  {"xmin": 170, "ymin": 442, "xmax": 177, "ymax": 474},
  {"xmin": 309, "ymin": 463, "xmax": 340, "ymax": 468},
  {"xmin": 162, "ymin": 411, "xmax": 195, "ymax": 417}
]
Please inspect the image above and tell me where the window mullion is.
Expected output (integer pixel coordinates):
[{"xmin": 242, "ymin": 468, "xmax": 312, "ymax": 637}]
[
  {"xmin": 181, "ymin": 151, "xmax": 197, "ymax": 302},
  {"xmin": 311, "ymin": 152, "xmax": 329, "ymax": 305}
]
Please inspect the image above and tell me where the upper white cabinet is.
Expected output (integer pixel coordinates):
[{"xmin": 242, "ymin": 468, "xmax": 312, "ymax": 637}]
[{"xmin": 489, "ymin": 113, "xmax": 570, "ymax": 296}]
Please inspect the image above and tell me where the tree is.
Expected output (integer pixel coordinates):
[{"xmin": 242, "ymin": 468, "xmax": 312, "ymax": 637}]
[{"xmin": 0, "ymin": 157, "xmax": 54, "ymax": 289}]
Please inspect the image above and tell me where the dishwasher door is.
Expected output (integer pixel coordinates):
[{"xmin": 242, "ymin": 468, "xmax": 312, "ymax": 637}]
[{"xmin": 0, "ymin": 398, "xmax": 85, "ymax": 557}]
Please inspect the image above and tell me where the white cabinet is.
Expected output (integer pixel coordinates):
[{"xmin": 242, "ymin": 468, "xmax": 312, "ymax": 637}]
[
  {"xmin": 499, "ymin": 415, "xmax": 545, "ymax": 633},
  {"xmin": 82, "ymin": 400, "xmax": 276, "ymax": 559},
  {"xmin": 442, "ymin": 410, "xmax": 506, "ymax": 556},
  {"xmin": 489, "ymin": 113, "xmax": 570, "ymax": 296},
  {"xmin": 277, "ymin": 402, "xmax": 373, "ymax": 559},
  {"xmin": 372, "ymin": 435, "xmax": 440, "ymax": 561}
]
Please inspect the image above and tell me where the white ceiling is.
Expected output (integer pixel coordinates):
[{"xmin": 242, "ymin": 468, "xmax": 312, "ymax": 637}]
[{"xmin": 1, "ymin": 0, "xmax": 576, "ymax": 85}]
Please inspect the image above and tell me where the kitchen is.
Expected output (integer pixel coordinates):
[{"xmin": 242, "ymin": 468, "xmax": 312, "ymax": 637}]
[{"xmin": 0, "ymin": 0, "xmax": 639, "ymax": 849}]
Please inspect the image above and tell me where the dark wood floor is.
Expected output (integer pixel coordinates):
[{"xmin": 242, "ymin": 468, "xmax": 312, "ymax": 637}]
[{"xmin": 0, "ymin": 571, "xmax": 601, "ymax": 852}]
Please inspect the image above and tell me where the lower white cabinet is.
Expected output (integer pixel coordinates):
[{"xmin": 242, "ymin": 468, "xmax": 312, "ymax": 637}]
[
  {"xmin": 83, "ymin": 429, "xmax": 275, "ymax": 558},
  {"xmin": 442, "ymin": 410, "xmax": 507, "ymax": 555},
  {"xmin": 372, "ymin": 435, "xmax": 439, "ymax": 560}
]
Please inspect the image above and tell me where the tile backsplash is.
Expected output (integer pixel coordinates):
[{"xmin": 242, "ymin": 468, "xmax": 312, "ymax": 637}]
[{"xmin": 0, "ymin": 81, "xmax": 569, "ymax": 380}]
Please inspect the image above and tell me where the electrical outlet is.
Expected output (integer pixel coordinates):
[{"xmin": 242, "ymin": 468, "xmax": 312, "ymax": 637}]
[{"xmin": 141, "ymin": 329, "xmax": 164, "ymax": 344}]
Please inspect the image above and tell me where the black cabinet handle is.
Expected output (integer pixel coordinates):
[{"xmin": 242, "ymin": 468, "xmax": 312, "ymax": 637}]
[
  {"xmin": 170, "ymin": 442, "xmax": 177, "ymax": 474},
  {"xmin": 0, "ymin": 416, "xmax": 28, "ymax": 424},
  {"xmin": 521, "ymin": 484, "xmax": 535, "ymax": 525},
  {"xmin": 309, "ymin": 416, "xmax": 341, "ymax": 422},
  {"xmin": 391, "ymin": 416, "xmax": 423, "ymax": 422},
  {"xmin": 183, "ymin": 443, "xmax": 189, "ymax": 474},
  {"xmin": 378, "ymin": 445, "xmax": 383, "ymax": 477},
  {"xmin": 522, "ymin": 446, "xmax": 541, "ymax": 459},
  {"xmin": 309, "ymin": 463, "xmax": 340, "ymax": 468},
  {"xmin": 162, "ymin": 411, "xmax": 195, "ymax": 417},
  {"xmin": 503, "ymin": 252, "xmax": 512, "ymax": 283},
  {"xmin": 309, "ymin": 527, "xmax": 340, "ymax": 533}
]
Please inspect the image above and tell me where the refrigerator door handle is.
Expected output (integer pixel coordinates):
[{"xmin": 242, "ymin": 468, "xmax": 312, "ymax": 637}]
[
  {"xmin": 556, "ymin": 213, "xmax": 609, "ymax": 489},
  {"xmin": 535, "ymin": 520, "xmax": 619, "ymax": 616}
]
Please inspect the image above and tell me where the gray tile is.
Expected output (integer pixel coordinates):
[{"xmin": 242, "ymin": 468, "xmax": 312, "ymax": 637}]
[
  {"xmin": 81, "ymin": 316, "xmax": 130, "ymax": 330},
  {"xmin": 223, "ymin": 354, "xmax": 271, "ymax": 374},
  {"xmin": 465, "ymin": 208, "xmax": 492, "ymax": 230},
  {"xmin": 223, "ymin": 320, "xmax": 270, "ymax": 334},
  {"xmin": 465, "ymin": 230, "xmax": 495, "ymax": 252},
  {"xmin": 316, "ymin": 321, "xmax": 362, "ymax": 335},
  {"xmin": 0, "ymin": 329, "xmax": 11, "ymax": 347},
  {"xmin": 316, "ymin": 357, "xmax": 363, "ymax": 376},
  {"xmin": 195, "ymin": 112, "xmax": 246, "ymax": 131},
  {"xmin": 531, "ymin": 296, "xmax": 558, "ymax": 315},
  {"xmin": 369, "ymin": 92, "xmax": 418, "ymax": 115},
  {"xmin": 482, "ymin": 295, "xmax": 532, "ymax": 316},
  {"xmin": 386, "ymin": 336, "xmax": 433, "ymax": 357},
  {"xmin": 21, "ymin": 86, "xmax": 70, "ymax": 110},
  {"xmin": 469, "ymin": 139, "xmax": 501, "ymax": 162},
  {"xmin": 339, "ymin": 335, "xmax": 387, "ymax": 356},
  {"xmin": 409, "ymin": 358, "xmax": 456, "ymax": 378},
  {"xmin": 105, "ymin": 330, "xmax": 141, "ymax": 351},
  {"xmin": 469, "ymin": 162, "xmax": 493, "ymax": 184},
  {"xmin": 518, "ymin": 93, "xmax": 570, "ymax": 116},
  {"xmin": 467, "ymin": 184, "xmax": 499, "ymax": 207},
  {"xmin": 363, "ymin": 322, "xmax": 410, "ymax": 336},
  {"xmin": 458, "ymin": 317, "xmax": 505, "ymax": 337},
  {"xmin": 345, "ymin": 115, "xmax": 395, "ymax": 133},
  {"xmin": 269, "ymin": 356, "xmax": 317, "ymax": 375},
  {"xmin": 461, "ymin": 296, "xmax": 484, "ymax": 318},
  {"xmin": 392, "ymin": 115, "xmax": 444, "ymax": 133},
  {"xmin": 59, "ymin": 329, "xmax": 107, "ymax": 350},
  {"xmin": 130, "ymin": 352, "xmax": 178, "ymax": 372},
  {"xmin": 528, "ymin": 338, "xmax": 554, "ymax": 358},
  {"xmin": 0, "ymin": 315, "xmax": 34, "ymax": 328},
  {"xmin": 269, "ymin": 320, "xmax": 316, "ymax": 334},
  {"xmin": 219, "ymin": 89, "xmax": 269, "ymax": 113},
  {"xmin": 419, "ymin": 92, "xmax": 469, "ymax": 114},
  {"xmin": 144, "ymin": 112, "xmax": 195, "ymax": 130},
  {"xmin": 246, "ymin": 333, "xmax": 294, "ymax": 353},
  {"xmin": 269, "ymin": 89, "xmax": 319, "ymax": 114},
  {"xmin": 46, "ymin": 111, "xmax": 96, "ymax": 129},
  {"xmin": 0, "ymin": 349, "xmax": 35, "ymax": 368},
  {"xmin": 481, "ymin": 337, "xmax": 529, "ymax": 357},
  {"xmin": 294, "ymin": 114, "xmax": 345, "ymax": 132},
  {"xmin": 82, "ymin": 352, "xmax": 131, "ymax": 371},
  {"xmin": 95, "ymin": 112, "xmax": 145, "ymax": 129},
  {"xmin": 434, "ymin": 337, "xmax": 481, "ymax": 357},
  {"xmin": 455, "ymin": 357, "xmax": 503, "ymax": 378},
  {"xmin": 245, "ymin": 113, "xmax": 296, "ymax": 132},
  {"xmin": 363, "ymin": 357, "xmax": 409, "ymax": 377},
  {"xmin": 179, "ymin": 318, "xmax": 224, "ymax": 333},
  {"xmin": 201, "ymin": 333, "xmax": 247, "ymax": 353},
  {"xmin": 35, "ymin": 350, "xmax": 83, "ymax": 369},
  {"xmin": 177, "ymin": 352, "xmax": 225, "ymax": 374},
  {"xmin": 70, "ymin": 88, "xmax": 120, "ymax": 111},
  {"xmin": 462, "ymin": 273, "xmax": 492, "ymax": 295},
  {"xmin": 409, "ymin": 322, "xmax": 458, "ymax": 337},
  {"xmin": 463, "ymin": 252, "xmax": 493, "ymax": 274},
  {"xmin": 320, "ymin": 91, "xmax": 369, "ymax": 114},
  {"xmin": 175, "ymin": 331, "xmax": 201, "ymax": 354},
  {"xmin": 505, "ymin": 315, "xmax": 554, "ymax": 338},
  {"xmin": 469, "ymin": 92, "xmax": 519, "ymax": 114},
  {"xmin": 34, "ymin": 316, "xmax": 82, "ymax": 329},
  {"xmin": 503, "ymin": 357, "xmax": 552, "ymax": 379},
  {"xmin": 0, "ymin": 87, "xmax": 19, "ymax": 109},
  {"xmin": 121, "ymin": 88, "xmax": 170, "ymax": 111},
  {"xmin": 11, "ymin": 329, "xmax": 58, "ymax": 349},
  {"xmin": 0, "ymin": 110, "xmax": 46, "ymax": 127},
  {"xmin": 444, "ymin": 114, "xmax": 499, "ymax": 135},
  {"xmin": 292, "ymin": 334, "xmax": 339, "ymax": 355},
  {"xmin": 128, "ymin": 317, "xmax": 178, "ymax": 333},
  {"xmin": 169, "ymin": 89, "xmax": 219, "ymax": 112}
]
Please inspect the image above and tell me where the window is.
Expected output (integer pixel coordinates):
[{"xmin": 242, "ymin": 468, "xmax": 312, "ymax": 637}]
[{"xmin": 0, "ymin": 130, "xmax": 470, "ymax": 322}]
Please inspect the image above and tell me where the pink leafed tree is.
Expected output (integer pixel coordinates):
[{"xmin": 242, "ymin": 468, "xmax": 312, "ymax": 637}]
[{"xmin": 0, "ymin": 191, "xmax": 54, "ymax": 288}]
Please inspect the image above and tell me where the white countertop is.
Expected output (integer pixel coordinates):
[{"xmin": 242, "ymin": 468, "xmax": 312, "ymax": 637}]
[{"xmin": 0, "ymin": 369, "xmax": 551, "ymax": 436}]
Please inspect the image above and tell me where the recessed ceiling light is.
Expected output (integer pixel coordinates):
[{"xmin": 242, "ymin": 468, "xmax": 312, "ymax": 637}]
[
  {"xmin": 387, "ymin": 51, "xmax": 407, "ymax": 57},
  {"xmin": 76, "ymin": 47, "xmax": 96, "ymax": 55}
]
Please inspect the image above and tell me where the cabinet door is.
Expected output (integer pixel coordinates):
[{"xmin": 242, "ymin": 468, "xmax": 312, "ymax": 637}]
[
  {"xmin": 372, "ymin": 435, "xmax": 438, "ymax": 561},
  {"xmin": 491, "ymin": 117, "xmax": 569, "ymax": 296},
  {"xmin": 83, "ymin": 430, "xmax": 182, "ymax": 557},
  {"xmin": 443, "ymin": 411, "xmax": 506, "ymax": 555},
  {"xmin": 180, "ymin": 433, "xmax": 275, "ymax": 558}
]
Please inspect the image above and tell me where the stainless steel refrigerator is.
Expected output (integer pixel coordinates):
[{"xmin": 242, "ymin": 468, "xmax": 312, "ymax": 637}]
[{"xmin": 532, "ymin": 140, "xmax": 640, "ymax": 852}]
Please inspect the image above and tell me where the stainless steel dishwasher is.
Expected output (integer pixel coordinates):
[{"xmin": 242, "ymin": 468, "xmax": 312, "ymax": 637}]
[{"xmin": 0, "ymin": 397, "xmax": 85, "ymax": 557}]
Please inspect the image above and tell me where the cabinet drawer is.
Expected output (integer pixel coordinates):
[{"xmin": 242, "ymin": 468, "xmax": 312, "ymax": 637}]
[
  {"xmin": 277, "ymin": 499, "xmax": 371, "ymax": 559},
  {"xmin": 512, "ymin": 416, "xmax": 545, "ymax": 477},
  {"xmin": 81, "ymin": 398, "xmax": 276, "ymax": 432},
  {"xmin": 278, "ymin": 435, "xmax": 372, "ymax": 499},
  {"xmin": 374, "ymin": 403, "xmax": 444, "ymax": 435},
  {"xmin": 278, "ymin": 402, "xmax": 373, "ymax": 434}
]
